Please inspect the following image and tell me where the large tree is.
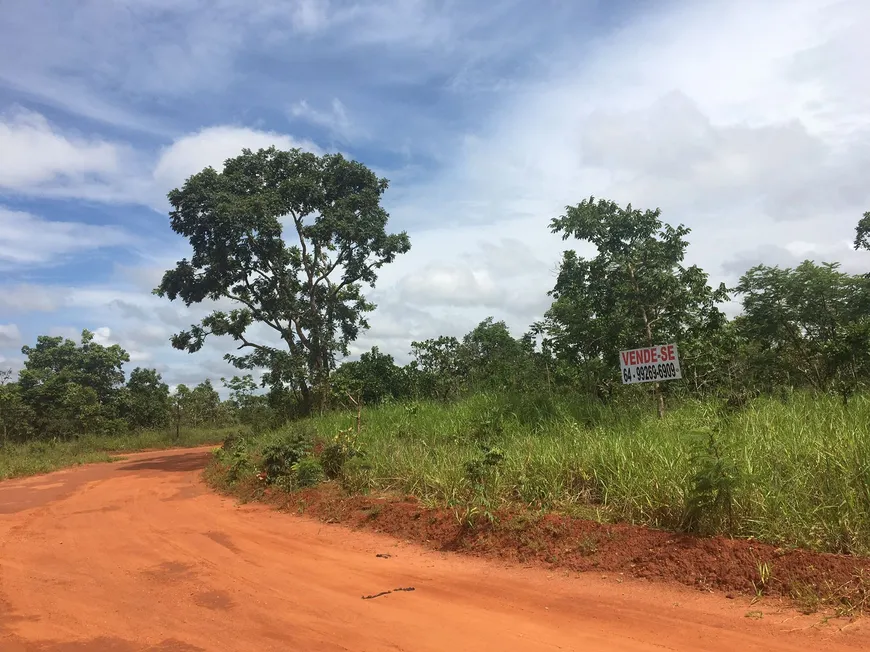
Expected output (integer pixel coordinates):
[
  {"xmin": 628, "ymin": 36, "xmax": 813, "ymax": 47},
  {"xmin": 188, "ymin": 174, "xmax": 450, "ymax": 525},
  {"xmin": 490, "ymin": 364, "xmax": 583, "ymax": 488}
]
[
  {"xmin": 736, "ymin": 261, "xmax": 870, "ymax": 401},
  {"xmin": 330, "ymin": 346, "xmax": 406, "ymax": 405},
  {"xmin": 541, "ymin": 197, "xmax": 728, "ymax": 412},
  {"xmin": 124, "ymin": 367, "xmax": 171, "ymax": 430},
  {"xmin": 154, "ymin": 147, "xmax": 411, "ymax": 412},
  {"xmin": 17, "ymin": 330, "xmax": 130, "ymax": 438}
]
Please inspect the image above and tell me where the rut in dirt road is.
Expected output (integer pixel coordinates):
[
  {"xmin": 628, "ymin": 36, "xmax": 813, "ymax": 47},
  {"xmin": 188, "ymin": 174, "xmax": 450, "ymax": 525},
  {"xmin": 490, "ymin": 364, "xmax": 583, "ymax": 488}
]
[{"xmin": 1, "ymin": 448, "xmax": 868, "ymax": 652}]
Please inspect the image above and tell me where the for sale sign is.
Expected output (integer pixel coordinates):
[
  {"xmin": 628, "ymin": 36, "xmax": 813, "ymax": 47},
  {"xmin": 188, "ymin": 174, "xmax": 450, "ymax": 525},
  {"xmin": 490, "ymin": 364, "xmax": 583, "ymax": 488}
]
[{"xmin": 619, "ymin": 343, "xmax": 682, "ymax": 385}]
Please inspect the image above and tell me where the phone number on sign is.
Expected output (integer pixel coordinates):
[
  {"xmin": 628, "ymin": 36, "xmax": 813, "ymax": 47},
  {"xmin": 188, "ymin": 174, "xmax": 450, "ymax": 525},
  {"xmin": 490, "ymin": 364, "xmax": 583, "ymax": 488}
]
[{"xmin": 623, "ymin": 362, "xmax": 679, "ymax": 383}]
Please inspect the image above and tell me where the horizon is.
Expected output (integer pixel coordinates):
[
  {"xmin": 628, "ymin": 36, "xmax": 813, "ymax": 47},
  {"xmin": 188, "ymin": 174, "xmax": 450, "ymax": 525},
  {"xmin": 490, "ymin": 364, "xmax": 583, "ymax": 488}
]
[{"xmin": 2, "ymin": 0, "xmax": 869, "ymax": 391}]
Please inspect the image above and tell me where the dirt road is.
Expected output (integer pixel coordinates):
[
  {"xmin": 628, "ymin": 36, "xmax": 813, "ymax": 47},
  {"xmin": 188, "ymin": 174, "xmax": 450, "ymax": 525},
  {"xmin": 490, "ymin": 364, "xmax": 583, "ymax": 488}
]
[{"xmin": 1, "ymin": 448, "xmax": 867, "ymax": 651}]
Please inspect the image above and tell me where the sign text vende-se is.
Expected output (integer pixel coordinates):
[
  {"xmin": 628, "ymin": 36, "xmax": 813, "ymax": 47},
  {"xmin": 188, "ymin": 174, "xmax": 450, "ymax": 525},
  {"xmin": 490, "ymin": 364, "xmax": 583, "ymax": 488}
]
[{"xmin": 619, "ymin": 343, "xmax": 682, "ymax": 385}]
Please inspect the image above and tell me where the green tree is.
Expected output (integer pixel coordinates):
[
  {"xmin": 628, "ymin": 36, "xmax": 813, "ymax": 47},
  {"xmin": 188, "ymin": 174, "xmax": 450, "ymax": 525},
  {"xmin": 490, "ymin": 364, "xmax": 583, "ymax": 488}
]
[
  {"xmin": 853, "ymin": 210, "xmax": 870, "ymax": 252},
  {"xmin": 0, "ymin": 369, "xmax": 33, "ymax": 443},
  {"xmin": 331, "ymin": 346, "xmax": 405, "ymax": 405},
  {"xmin": 188, "ymin": 379, "xmax": 222, "ymax": 427},
  {"xmin": 170, "ymin": 384, "xmax": 192, "ymax": 437},
  {"xmin": 461, "ymin": 318, "xmax": 536, "ymax": 392},
  {"xmin": 125, "ymin": 367, "xmax": 171, "ymax": 430},
  {"xmin": 541, "ymin": 197, "xmax": 728, "ymax": 414},
  {"xmin": 18, "ymin": 330, "xmax": 129, "ymax": 438},
  {"xmin": 222, "ymin": 374, "xmax": 272, "ymax": 428},
  {"xmin": 736, "ymin": 261, "xmax": 870, "ymax": 402},
  {"xmin": 408, "ymin": 335, "xmax": 467, "ymax": 401},
  {"xmin": 154, "ymin": 147, "xmax": 411, "ymax": 414}
]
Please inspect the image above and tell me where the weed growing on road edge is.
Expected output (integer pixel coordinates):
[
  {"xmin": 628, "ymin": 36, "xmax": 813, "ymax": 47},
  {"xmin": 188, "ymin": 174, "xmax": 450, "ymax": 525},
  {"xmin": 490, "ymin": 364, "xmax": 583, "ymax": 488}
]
[{"xmin": 206, "ymin": 392, "xmax": 870, "ymax": 556}]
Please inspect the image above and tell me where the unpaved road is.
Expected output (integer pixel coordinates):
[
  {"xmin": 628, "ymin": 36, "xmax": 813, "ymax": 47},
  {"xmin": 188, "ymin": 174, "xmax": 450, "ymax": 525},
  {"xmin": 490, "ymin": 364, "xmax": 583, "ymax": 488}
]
[{"xmin": 1, "ymin": 448, "xmax": 868, "ymax": 651}]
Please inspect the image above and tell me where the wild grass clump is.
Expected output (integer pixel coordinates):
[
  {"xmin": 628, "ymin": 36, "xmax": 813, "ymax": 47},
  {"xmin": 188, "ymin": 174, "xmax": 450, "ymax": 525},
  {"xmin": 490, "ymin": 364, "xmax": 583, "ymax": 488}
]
[{"xmin": 213, "ymin": 391, "xmax": 870, "ymax": 556}]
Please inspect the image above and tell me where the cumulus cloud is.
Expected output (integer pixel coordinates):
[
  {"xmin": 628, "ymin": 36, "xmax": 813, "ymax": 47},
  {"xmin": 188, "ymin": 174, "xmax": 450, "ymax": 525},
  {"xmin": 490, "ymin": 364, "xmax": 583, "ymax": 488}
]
[
  {"xmin": 0, "ymin": 108, "xmax": 122, "ymax": 189},
  {"xmin": 151, "ymin": 126, "xmax": 319, "ymax": 200},
  {"xmin": 390, "ymin": 0, "xmax": 870, "ymax": 293},
  {"xmin": 0, "ymin": 207, "xmax": 131, "ymax": 267},
  {"xmin": 0, "ymin": 324, "xmax": 22, "ymax": 347},
  {"xmin": 0, "ymin": 111, "xmax": 320, "ymax": 208},
  {"xmin": 289, "ymin": 98, "xmax": 353, "ymax": 140}
]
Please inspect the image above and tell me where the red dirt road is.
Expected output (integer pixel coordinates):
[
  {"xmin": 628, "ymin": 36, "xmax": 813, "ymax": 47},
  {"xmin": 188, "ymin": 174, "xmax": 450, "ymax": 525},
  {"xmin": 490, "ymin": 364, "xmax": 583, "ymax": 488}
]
[{"xmin": 1, "ymin": 448, "xmax": 868, "ymax": 651}]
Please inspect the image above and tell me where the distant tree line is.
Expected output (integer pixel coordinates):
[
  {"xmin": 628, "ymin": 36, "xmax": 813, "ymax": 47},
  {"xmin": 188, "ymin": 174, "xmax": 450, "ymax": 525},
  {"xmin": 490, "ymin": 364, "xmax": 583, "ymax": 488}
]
[
  {"xmin": 3, "ymin": 148, "xmax": 869, "ymax": 442},
  {"xmin": 0, "ymin": 330, "xmax": 233, "ymax": 442}
]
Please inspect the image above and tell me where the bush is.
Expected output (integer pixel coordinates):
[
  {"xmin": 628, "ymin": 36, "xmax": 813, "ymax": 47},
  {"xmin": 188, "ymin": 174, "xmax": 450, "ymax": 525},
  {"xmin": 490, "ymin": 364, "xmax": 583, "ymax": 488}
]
[
  {"xmin": 293, "ymin": 457, "xmax": 324, "ymax": 488},
  {"xmin": 340, "ymin": 456, "xmax": 374, "ymax": 494},
  {"xmin": 682, "ymin": 427, "xmax": 741, "ymax": 534},
  {"xmin": 320, "ymin": 426, "xmax": 364, "ymax": 480},
  {"xmin": 260, "ymin": 426, "xmax": 314, "ymax": 483},
  {"xmin": 463, "ymin": 444, "xmax": 505, "ymax": 487}
]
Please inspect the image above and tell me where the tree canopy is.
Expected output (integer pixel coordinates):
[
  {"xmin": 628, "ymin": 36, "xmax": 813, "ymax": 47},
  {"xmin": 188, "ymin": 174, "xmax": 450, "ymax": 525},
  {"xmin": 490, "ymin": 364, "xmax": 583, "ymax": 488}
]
[
  {"xmin": 540, "ymin": 197, "xmax": 728, "ymax": 403},
  {"xmin": 155, "ymin": 147, "xmax": 411, "ymax": 412}
]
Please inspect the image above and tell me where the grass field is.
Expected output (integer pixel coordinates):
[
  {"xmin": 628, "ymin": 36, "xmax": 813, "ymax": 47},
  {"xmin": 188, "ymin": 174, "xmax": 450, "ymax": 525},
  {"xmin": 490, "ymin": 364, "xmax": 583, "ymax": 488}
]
[
  {"xmin": 222, "ymin": 391, "xmax": 870, "ymax": 556},
  {"xmin": 0, "ymin": 427, "xmax": 234, "ymax": 481}
]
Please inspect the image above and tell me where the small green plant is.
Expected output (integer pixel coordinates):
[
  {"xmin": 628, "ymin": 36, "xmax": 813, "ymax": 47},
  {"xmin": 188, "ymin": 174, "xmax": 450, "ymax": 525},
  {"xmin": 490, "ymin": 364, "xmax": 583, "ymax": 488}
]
[
  {"xmin": 292, "ymin": 457, "xmax": 324, "ymax": 488},
  {"xmin": 339, "ymin": 455, "xmax": 374, "ymax": 494},
  {"xmin": 320, "ymin": 424, "xmax": 364, "ymax": 480},
  {"xmin": 464, "ymin": 407, "xmax": 505, "ymax": 445},
  {"xmin": 683, "ymin": 426, "xmax": 740, "ymax": 534},
  {"xmin": 260, "ymin": 426, "xmax": 313, "ymax": 483},
  {"xmin": 463, "ymin": 444, "xmax": 505, "ymax": 487}
]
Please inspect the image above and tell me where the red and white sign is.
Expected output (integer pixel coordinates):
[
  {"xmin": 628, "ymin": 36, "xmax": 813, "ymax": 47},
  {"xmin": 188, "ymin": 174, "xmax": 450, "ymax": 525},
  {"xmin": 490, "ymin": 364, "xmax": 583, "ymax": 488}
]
[{"xmin": 619, "ymin": 343, "xmax": 682, "ymax": 385}]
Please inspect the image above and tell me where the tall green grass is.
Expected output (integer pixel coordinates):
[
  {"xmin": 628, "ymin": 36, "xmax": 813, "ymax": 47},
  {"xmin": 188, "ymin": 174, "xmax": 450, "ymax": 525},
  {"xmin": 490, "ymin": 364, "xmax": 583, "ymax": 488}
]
[
  {"xmin": 0, "ymin": 427, "xmax": 234, "ymax": 481},
  {"xmin": 263, "ymin": 392, "xmax": 870, "ymax": 555}
]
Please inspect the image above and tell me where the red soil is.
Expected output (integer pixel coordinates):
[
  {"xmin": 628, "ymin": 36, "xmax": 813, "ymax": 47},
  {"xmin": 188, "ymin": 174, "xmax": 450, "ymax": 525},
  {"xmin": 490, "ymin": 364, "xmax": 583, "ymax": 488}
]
[{"xmin": 1, "ymin": 448, "xmax": 868, "ymax": 651}]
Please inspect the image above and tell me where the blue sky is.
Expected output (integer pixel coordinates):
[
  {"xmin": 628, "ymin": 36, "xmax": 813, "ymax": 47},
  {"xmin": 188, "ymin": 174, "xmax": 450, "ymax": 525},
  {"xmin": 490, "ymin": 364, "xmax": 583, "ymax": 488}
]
[{"xmin": 1, "ymin": 0, "xmax": 869, "ymax": 389}]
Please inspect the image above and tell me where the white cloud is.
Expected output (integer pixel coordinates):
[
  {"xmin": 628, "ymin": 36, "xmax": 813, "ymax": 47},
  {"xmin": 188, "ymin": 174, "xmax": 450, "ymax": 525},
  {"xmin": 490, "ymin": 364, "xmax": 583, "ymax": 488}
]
[
  {"xmin": 289, "ymin": 98, "xmax": 353, "ymax": 139},
  {"xmin": 4, "ymin": 0, "xmax": 870, "ymax": 384},
  {"xmin": 0, "ymin": 324, "xmax": 22, "ymax": 347},
  {"xmin": 389, "ymin": 0, "xmax": 870, "ymax": 302},
  {"xmin": 151, "ymin": 126, "xmax": 318, "ymax": 196},
  {"xmin": 90, "ymin": 325, "xmax": 152, "ymax": 362},
  {"xmin": 290, "ymin": 0, "xmax": 330, "ymax": 33},
  {"xmin": 0, "ymin": 112, "xmax": 320, "ymax": 208},
  {"xmin": 0, "ymin": 207, "xmax": 131, "ymax": 266},
  {"xmin": 0, "ymin": 284, "xmax": 61, "ymax": 313},
  {"xmin": 0, "ymin": 108, "xmax": 122, "ymax": 189}
]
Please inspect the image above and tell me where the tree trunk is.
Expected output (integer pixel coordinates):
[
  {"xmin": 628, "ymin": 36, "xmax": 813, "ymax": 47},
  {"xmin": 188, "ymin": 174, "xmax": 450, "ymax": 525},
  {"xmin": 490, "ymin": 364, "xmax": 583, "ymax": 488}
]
[{"xmin": 628, "ymin": 263, "xmax": 665, "ymax": 418}]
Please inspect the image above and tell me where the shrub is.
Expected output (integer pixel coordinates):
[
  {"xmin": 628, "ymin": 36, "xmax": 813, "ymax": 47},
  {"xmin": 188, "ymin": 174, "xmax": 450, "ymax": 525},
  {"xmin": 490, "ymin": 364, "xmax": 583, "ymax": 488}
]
[
  {"xmin": 339, "ymin": 456, "xmax": 374, "ymax": 494},
  {"xmin": 683, "ymin": 427, "xmax": 741, "ymax": 534},
  {"xmin": 320, "ymin": 426, "xmax": 364, "ymax": 480},
  {"xmin": 260, "ymin": 426, "xmax": 313, "ymax": 483},
  {"xmin": 293, "ymin": 457, "xmax": 324, "ymax": 488},
  {"xmin": 463, "ymin": 444, "xmax": 505, "ymax": 487}
]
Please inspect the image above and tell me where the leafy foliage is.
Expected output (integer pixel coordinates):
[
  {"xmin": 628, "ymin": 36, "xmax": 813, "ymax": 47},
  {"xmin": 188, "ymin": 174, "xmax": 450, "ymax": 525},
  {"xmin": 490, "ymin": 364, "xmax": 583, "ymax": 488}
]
[
  {"xmin": 260, "ymin": 426, "xmax": 314, "ymax": 482},
  {"xmin": 16, "ymin": 330, "xmax": 130, "ymax": 439},
  {"xmin": 736, "ymin": 261, "xmax": 870, "ymax": 401},
  {"xmin": 292, "ymin": 457, "xmax": 325, "ymax": 488},
  {"xmin": 540, "ymin": 197, "xmax": 728, "ymax": 398},
  {"xmin": 329, "ymin": 346, "xmax": 406, "ymax": 405},
  {"xmin": 683, "ymin": 427, "xmax": 741, "ymax": 534},
  {"xmin": 125, "ymin": 367, "xmax": 171, "ymax": 429},
  {"xmin": 154, "ymin": 147, "xmax": 411, "ymax": 412}
]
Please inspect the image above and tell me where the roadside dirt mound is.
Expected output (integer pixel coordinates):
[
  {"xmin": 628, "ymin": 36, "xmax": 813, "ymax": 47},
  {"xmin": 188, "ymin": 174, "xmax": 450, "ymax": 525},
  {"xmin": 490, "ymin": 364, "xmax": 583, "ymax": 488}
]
[{"xmin": 249, "ymin": 480, "xmax": 869, "ymax": 614}]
